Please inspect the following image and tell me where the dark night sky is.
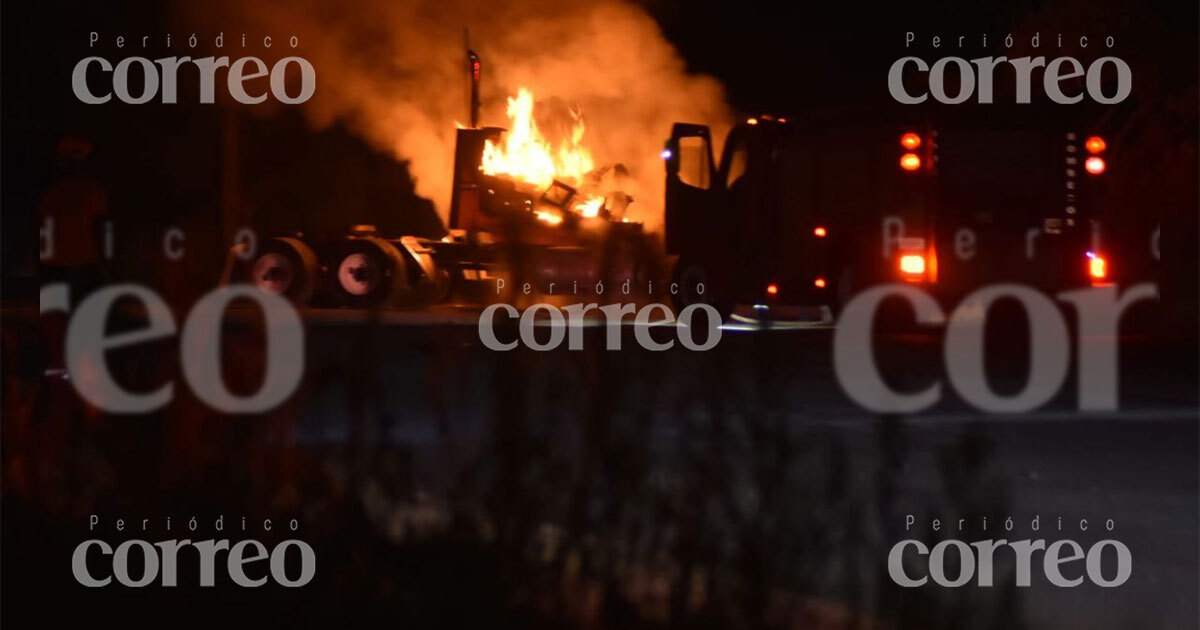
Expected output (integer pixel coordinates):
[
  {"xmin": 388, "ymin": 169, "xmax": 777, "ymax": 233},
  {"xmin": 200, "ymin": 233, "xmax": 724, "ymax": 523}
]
[{"xmin": 649, "ymin": 0, "xmax": 1193, "ymax": 110}]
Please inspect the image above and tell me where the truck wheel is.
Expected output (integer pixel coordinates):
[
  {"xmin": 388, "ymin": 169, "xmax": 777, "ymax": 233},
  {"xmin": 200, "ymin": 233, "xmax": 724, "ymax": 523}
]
[
  {"xmin": 671, "ymin": 260, "xmax": 732, "ymax": 321},
  {"xmin": 248, "ymin": 237, "xmax": 319, "ymax": 305},
  {"xmin": 331, "ymin": 237, "xmax": 410, "ymax": 308}
]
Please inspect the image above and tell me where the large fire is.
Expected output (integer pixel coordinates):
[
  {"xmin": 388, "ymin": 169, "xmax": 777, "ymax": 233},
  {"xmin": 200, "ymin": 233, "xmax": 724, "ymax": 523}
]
[{"xmin": 480, "ymin": 88, "xmax": 606, "ymax": 220}]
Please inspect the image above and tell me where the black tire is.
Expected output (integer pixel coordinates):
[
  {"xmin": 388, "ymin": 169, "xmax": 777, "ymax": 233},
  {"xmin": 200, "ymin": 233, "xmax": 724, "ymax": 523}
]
[
  {"xmin": 247, "ymin": 237, "xmax": 319, "ymax": 305},
  {"xmin": 330, "ymin": 237, "xmax": 410, "ymax": 308}
]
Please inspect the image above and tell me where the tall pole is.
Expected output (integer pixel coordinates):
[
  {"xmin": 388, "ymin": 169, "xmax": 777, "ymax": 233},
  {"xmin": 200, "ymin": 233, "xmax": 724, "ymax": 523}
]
[{"xmin": 465, "ymin": 29, "xmax": 480, "ymax": 129}]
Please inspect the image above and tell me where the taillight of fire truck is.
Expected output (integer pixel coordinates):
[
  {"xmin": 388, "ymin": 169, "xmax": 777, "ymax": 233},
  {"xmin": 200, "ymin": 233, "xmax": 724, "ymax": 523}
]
[
  {"xmin": 1087, "ymin": 250, "xmax": 1111, "ymax": 286},
  {"xmin": 897, "ymin": 246, "xmax": 938, "ymax": 283},
  {"xmin": 899, "ymin": 254, "xmax": 926, "ymax": 278},
  {"xmin": 1084, "ymin": 135, "xmax": 1107, "ymax": 175},
  {"xmin": 899, "ymin": 130, "xmax": 934, "ymax": 172}
]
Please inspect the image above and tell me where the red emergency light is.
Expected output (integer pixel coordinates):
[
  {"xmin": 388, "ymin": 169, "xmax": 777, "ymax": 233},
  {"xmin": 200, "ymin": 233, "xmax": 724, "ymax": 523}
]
[
  {"xmin": 1087, "ymin": 251, "xmax": 1109, "ymax": 284},
  {"xmin": 900, "ymin": 153, "xmax": 922, "ymax": 171}
]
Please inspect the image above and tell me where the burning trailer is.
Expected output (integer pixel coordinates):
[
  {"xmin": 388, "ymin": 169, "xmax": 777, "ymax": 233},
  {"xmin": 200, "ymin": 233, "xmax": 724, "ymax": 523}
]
[{"xmin": 234, "ymin": 51, "xmax": 659, "ymax": 310}]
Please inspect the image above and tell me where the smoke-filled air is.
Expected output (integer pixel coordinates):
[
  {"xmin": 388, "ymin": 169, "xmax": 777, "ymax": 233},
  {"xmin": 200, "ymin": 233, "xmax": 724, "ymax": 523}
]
[{"xmin": 181, "ymin": 0, "xmax": 731, "ymax": 233}]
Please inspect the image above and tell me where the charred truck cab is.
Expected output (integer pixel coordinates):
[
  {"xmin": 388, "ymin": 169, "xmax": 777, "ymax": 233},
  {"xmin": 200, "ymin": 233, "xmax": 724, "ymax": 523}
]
[
  {"xmin": 235, "ymin": 48, "xmax": 656, "ymax": 310},
  {"xmin": 664, "ymin": 113, "xmax": 1117, "ymax": 322}
]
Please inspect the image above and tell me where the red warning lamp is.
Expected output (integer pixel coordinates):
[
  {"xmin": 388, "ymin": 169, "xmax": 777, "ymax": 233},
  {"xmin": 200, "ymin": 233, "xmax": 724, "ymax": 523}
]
[
  {"xmin": 900, "ymin": 153, "xmax": 922, "ymax": 171},
  {"xmin": 1085, "ymin": 156, "xmax": 1106, "ymax": 175},
  {"xmin": 1087, "ymin": 251, "xmax": 1108, "ymax": 283},
  {"xmin": 899, "ymin": 254, "xmax": 926, "ymax": 277},
  {"xmin": 1085, "ymin": 136, "xmax": 1107, "ymax": 154}
]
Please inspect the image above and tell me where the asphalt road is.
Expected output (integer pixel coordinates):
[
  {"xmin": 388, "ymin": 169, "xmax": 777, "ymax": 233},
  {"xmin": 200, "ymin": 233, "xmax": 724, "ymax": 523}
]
[
  {"xmin": 3, "ymin": 305, "xmax": 1196, "ymax": 628},
  {"xmin": 287, "ymin": 308, "xmax": 1197, "ymax": 627}
]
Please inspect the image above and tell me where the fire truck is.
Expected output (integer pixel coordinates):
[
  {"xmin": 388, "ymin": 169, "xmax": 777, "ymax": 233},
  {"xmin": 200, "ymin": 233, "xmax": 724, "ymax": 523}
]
[{"xmin": 662, "ymin": 109, "xmax": 1121, "ymax": 320}]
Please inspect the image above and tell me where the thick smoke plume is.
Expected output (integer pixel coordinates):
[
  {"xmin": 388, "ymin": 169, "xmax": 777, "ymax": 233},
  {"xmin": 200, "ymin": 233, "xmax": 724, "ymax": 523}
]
[{"xmin": 183, "ymin": 0, "xmax": 730, "ymax": 232}]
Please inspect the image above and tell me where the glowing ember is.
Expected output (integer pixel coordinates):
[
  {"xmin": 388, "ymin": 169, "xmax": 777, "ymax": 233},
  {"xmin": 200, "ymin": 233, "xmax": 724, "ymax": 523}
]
[
  {"xmin": 574, "ymin": 196, "xmax": 604, "ymax": 218},
  {"xmin": 481, "ymin": 88, "xmax": 595, "ymax": 192},
  {"xmin": 534, "ymin": 209, "xmax": 564, "ymax": 225}
]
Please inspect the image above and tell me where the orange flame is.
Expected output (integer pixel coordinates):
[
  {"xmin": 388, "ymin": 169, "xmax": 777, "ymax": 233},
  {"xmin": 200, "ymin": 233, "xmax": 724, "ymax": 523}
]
[
  {"xmin": 534, "ymin": 209, "xmax": 564, "ymax": 225},
  {"xmin": 574, "ymin": 196, "xmax": 604, "ymax": 218},
  {"xmin": 481, "ymin": 88, "xmax": 607, "ymax": 221},
  {"xmin": 481, "ymin": 88, "xmax": 595, "ymax": 190}
]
